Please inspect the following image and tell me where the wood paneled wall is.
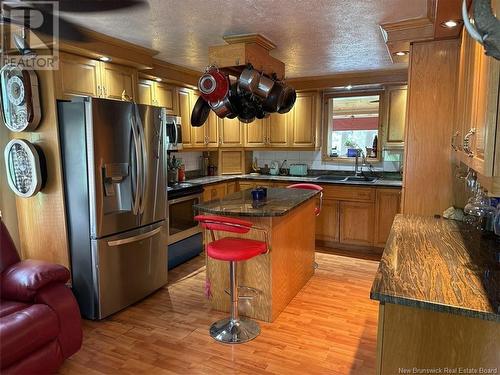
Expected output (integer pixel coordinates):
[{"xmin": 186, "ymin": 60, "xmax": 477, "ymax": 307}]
[
  {"xmin": 0, "ymin": 125, "xmax": 21, "ymax": 250},
  {"xmin": 5, "ymin": 71, "xmax": 70, "ymax": 266},
  {"xmin": 402, "ymin": 39, "xmax": 459, "ymax": 216}
]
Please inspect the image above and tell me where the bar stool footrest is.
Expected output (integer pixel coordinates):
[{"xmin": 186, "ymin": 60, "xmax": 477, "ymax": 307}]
[{"xmin": 209, "ymin": 317, "xmax": 260, "ymax": 344}]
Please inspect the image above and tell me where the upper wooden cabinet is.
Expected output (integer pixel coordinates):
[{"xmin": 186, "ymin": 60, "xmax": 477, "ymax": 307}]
[
  {"xmin": 383, "ymin": 85, "xmax": 407, "ymax": 149},
  {"xmin": 137, "ymin": 79, "xmax": 178, "ymax": 115},
  {"xmin": 56, "ymin": 52, "xmax": 137, "ymax": 101},
  {"xmin": 289, "ymin": 91, "xmax": 319, "ymax": 148},
  {"xmin": 244, "ymin": 118, "xmax": 269, "ymax": 147},
  {"xmin": 177, "ymin": 88, "xmax": 220, "ymax": 149},
  {"xmin": 178, "ymin": 88, "xmax": 193, "ymax": 147},
  {"xmin": 454, "ymin": 29, "xmax": 500, "ymax": 179},
  {"xmin": 220, "ymin": 117, "xmax": 244, "ymax": 147},
  {"xmin": 57, "ymin": 53, "xmax": 101, "ymax": 98},
  {"xmin": 268, "ymin": 112, "xmax": 290, "ymax": 147}
]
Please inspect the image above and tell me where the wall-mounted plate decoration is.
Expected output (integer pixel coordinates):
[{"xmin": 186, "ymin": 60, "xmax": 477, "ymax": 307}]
[
  {"xmin": 0, "ymin": 64, "xmax": 41, "ymax": 132},
  {"xmin": 4, "ymin": 139, "xmax": 44, "ymax": 198}
]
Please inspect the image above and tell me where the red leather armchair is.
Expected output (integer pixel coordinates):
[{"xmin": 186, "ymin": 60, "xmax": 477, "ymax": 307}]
[{"xmin": 0, "ymin": 219, "xmax": 82, "ymax": 374}]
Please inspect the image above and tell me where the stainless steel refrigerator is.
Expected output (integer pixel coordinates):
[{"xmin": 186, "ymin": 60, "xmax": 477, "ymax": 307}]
[{"xmin": 58, "ymin": 97, "xmax": 168, "ymax": 320}]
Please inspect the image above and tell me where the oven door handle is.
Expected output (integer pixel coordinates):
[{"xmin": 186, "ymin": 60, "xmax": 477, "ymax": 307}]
[{"xmin": 168, "ymin": 194, "xmax": 202, "ymax": 205}]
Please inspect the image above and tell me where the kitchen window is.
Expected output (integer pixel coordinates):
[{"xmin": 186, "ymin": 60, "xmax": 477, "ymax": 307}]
[{"xmin": 323, "ymin": 91, "xmax": 383, "ymax": 162}]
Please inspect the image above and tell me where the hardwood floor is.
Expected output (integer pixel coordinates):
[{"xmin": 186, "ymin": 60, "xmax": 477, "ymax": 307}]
[{"xmin": 59, "ymin": 252, "xmax": 380, "ymax": 375}]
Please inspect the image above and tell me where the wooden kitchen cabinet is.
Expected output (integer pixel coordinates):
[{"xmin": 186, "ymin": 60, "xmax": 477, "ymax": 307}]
[
  {"xmin": 178, "ymin": 88, "xmax": 194, "ymax": 147},
  {"xmin": 56, "ymin": 53, "xmax": 101, "ymax": 98},
  {"xmin": 244, "ymin": 119, "xmax": 268, "ymax": 147},
  {"xmin": 289, "ymin": 91, "xmax": 319, "ymax": 148},
  {"xmin": 339, "ymin": 201, "xmax": 375, "ymax": 246},
  {"xmin": 57, "ymin": 52, "xmax": 137, "ymax": 101},
  {"xmin": 453, "ymin": 28, "xmax": 500, "ymax": 187},
  {"xmin": 374, "ymin": 189, "xmax": 401, "ymax": 247},
  {"xmin": 219, "ymin": 117, "xmax": 244, "ymax": 147},
  {"xmin": 383, "ymin": 85, "xmax": 407, "ymax": 148},
  {"xmin": 138, "ymin": 79, "xmax": 155, "ymax": 105},
  {"xmin": 137, "ymin": 79, "xmax": 178, "ymax": 114},
  {"xmin": 202, "ymin": 183, "xmax": 227, "ymax": 202},
  {"xmin": 226, "ymin": 181, "xmax": 237, "ymax": 195},
  {"xmin": 100, "ymin": 62, "xmax": 136, "ymax": 101},
  {"xmin": 268, "ymin": 113, "xmax": 291, "ymax": 147},
  {"xmin": 316, "ymin": 199, "xmax": 340, "ymax": 243}
]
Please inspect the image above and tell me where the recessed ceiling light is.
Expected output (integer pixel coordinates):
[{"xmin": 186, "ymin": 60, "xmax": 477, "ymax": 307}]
[
  {"xmin": 394, "ymin": 51, "xmax": 409, "ymax": 56},
  {"xmin": 155, "ymin": 77, "xmax": 162, "ymax": 82},
  {"xmin": 441, "ymin": 20, "xmax": 461, "ymax": 28},
  {"xmin": 346, "ymin": 85, "xmax": 352, "ymax": 90},
  {"xmin": 99, "ymin": 56, "xmax": 111, "ymax": 62}
]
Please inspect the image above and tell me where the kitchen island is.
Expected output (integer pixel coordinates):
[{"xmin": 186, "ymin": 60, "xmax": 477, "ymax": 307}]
[
  {"xmin": 194, "ymin": 188, "xmax": 319, "ymax": 322},
  {"xmin": 371, "ymin": 215, "xmax": 499, "ymax": 374}
]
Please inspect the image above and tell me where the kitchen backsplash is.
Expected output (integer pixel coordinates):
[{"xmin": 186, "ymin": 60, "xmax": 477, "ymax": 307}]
[
  {"xmin": 173, "ymin": 151, "xmax": 203, "ymax": 171},
  {"xmin": 177, "ymin": 149, "xmax": 404, "ymax": 173},
  {"xmin": 253, "ymin": 150, "xmax": 404, "ymax": 172}
]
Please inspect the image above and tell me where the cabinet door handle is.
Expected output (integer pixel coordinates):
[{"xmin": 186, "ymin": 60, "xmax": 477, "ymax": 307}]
[
  {"xmin": 463, "ymin": 128, "xmax": 476, "ymax": 158},
  {"xmin": 97, "ymin": 85, "xmax": 102, "ymax": 97}
]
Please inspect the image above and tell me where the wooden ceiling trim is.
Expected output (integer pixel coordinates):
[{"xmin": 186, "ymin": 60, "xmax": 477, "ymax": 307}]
[
  {"xmin": 380, "ymin": 0, "xmax": 466, "ymax": 64},
  {"xmin": 143, "ymin": 59, "xmax": 201, "ymax": 88},
  {"xmin": 59, "ymin": 28, "xmax": 158, "ymax": 70},
  {"xmin": 287, "ymin": 69, "xmax": 408, "ymax": 90}
]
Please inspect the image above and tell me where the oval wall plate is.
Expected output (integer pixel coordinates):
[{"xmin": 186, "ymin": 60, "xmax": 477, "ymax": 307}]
[
  {"xmin": 4, "ymin": 139, "xmax": 43, "ymax": 198},
  {"xmin": 0, "ymin": 64, "xmax": 42, "ymax": 132}
]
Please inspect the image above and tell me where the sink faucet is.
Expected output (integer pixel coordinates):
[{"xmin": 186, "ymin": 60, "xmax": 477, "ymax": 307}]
[{"xmin": 354, "ymin": 149, "xmax": 365, "ymax": 176}]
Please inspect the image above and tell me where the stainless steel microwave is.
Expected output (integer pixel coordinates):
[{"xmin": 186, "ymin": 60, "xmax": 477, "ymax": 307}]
[{"xmin": 162, "ymin": 110, "xmax": 183, "ymax": 151}]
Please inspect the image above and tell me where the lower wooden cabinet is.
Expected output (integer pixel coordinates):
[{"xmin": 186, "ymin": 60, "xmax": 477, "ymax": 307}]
[
  {"xmin": 316, "ymin": 199, "xmax": 340, "ymax": 243},
  {"xmin": 202, "ymin": 183, "xmax": 227, "ymax": 202},
  {"xmin": 226, "ymin": 182, "xmax": 237, "ymax": 195},
  {"xmin": 315, "ymin": 186, "xmax": 401, "ymax": 249},
  {"xmin": 339, "ymin": 201, "xmax": 375, "ymax": 246},
  {"xmin": 374, "ymin": 189, "xmax": 401, "ymax": 247}
]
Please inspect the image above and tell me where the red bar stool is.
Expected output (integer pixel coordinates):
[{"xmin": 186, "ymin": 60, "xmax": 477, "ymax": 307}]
[
  {"xmin": 194, "ymin": 215, "xmax": 269, "ymax": 344},
  {"xmin": 287, "ymin": 183, "xmax": 323, "ymax": 216}
]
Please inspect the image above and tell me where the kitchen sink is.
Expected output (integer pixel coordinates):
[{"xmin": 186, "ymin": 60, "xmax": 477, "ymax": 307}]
[
  {"xmin": 315, "ymin": 175, "xmax": 378, "ymax": 183},
  {"xmin": 315, "ymin": 175, "xmax": 348, "ymax": 181},
  {"xmin": 344, "ymin": 176, "xmax": 378, "ymax": 182}
]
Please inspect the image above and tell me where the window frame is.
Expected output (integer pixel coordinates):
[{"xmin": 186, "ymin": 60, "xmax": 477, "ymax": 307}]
[{"xmin": 322, "ymin": 89, "xmax": 385, "ymax": 164}]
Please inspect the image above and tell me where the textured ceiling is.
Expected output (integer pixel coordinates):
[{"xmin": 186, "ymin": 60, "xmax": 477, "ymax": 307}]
[{"xmin": 65, "ymin": 0, "xmax": 427, "ymax": 78}]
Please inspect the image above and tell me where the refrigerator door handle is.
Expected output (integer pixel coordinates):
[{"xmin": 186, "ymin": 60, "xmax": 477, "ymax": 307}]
[
  {"xmin": 173, "ymin": 118, "xmax": 179, "ymax": 147},
  {"xmin": 107, "ymin": 226, "xmax": 162, "ymax": 247},
  {"xmin": 130, "ymin": 113, "xmax": 141, "ymax": 215},
  {"xmin": 134, "ymin": 104, "xmax": 148, "ymax": 214}
]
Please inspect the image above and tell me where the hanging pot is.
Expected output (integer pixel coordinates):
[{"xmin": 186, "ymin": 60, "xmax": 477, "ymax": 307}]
[
  {"xmin": 209, "ymin": 96, "xmax": 235, "ymax": 118},
  {"xmin": 191, "ymin": 96, "xmax": 211, "ymax": 127},
  {"xmin": 254, "ymin": 74, "xmax": 275, "ymax": 99},
  {"xmin": 239, "ymin": 67, "xmax": 260, "ymax": 94},
  {"xmin": 278, "ymin": 86, "xmax": 296, "ymax": 114},
  {"xmin": 262, "ymin": 81, "xmax": 285, "ymax": 113},
  {"xmin": 198, "ymin": 67, "xmax": 229, "ymax": 103}
]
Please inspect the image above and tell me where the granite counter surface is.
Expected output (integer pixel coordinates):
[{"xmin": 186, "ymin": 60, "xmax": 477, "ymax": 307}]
[
  {"xmin": 371, "ymin": 215, "xmax": 500, "ymax": 322},
  {"xmin": 187, "ymin": 174, "xmax": 403, "ymax": 188},
  {"xmin": 193, "ymin": 187, "xmax": 319, "ymax": 217}
]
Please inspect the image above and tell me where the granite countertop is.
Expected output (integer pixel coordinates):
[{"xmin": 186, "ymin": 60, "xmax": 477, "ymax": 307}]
[
  {"xmin": 187, "ymin": 174, "xmax": 403, "ymax": 188},
  {"xmin": 371, "ymin": 215, "xmax": 500, "ymax": 322},
  {"xmin": 193, "ymin": 187, "xmax": 319, "ymax": 217}
]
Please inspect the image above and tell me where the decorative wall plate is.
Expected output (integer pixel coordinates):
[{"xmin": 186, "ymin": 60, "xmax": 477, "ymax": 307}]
[
  {"xmin": 4, "ymin": 139, "xmax": 43, "ymax": 198},
  {"xmin": 0, "ymin": 64, "xmax": 41, "ymax": 132}
]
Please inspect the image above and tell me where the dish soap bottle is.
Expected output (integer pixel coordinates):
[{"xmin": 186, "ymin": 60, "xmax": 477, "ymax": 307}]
[{"xmin": 372, "ymin": 135, "xmax": 378, "ymax": 158}]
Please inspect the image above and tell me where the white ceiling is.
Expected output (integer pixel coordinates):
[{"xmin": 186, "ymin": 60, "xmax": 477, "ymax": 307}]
[{"xmin": 65, "ymin": 0, "xmax": 428, "ymax": 78}]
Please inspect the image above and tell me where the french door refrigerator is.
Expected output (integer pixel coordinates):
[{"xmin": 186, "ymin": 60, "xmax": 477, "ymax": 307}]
[{"xmin": 58, "ymin": 97, "xmax": 168, "ymax": 320}]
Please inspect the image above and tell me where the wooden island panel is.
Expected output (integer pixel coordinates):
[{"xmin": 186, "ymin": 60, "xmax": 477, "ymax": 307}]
[{"xmin": 205, "ymin": 198, "xmax": 316, "ymax": 322}]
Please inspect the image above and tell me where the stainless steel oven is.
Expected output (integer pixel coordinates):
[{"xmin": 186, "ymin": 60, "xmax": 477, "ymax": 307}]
[{"xmin": 168, "ymin": 189, "xmax": 203, "ymax": 245}]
